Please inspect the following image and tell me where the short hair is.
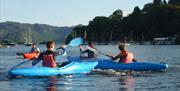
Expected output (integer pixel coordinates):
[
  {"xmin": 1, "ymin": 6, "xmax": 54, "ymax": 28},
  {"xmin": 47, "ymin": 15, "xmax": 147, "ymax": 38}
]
[
  {"xmin": 32, "ymin": 43, "xmax": 36, "ymax": 46},
  {"xmin": 46, "ymin": 41, "xmax": 55, "ymax": 48},
  {"xmin": 88, "ymin": 41, "xmax": 92, "ymax": 45},
  {"xmin": 118, "ymin": 43, "xmax": 125, "ymax": 51}
]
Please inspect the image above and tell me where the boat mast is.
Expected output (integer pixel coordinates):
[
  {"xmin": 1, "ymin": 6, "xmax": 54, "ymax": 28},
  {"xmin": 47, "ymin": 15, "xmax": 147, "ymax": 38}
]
[
  {"xmin": 27, "ymin": 27, "xmax": 32, "ymax": 43},
  {"xmin": 84, "ymin": 30, "xmax": 87, "ymax": 40}
]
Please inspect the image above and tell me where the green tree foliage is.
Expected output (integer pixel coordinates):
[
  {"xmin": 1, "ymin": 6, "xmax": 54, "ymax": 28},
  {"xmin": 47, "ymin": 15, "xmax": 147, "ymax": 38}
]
[
  {"xmin": 163, "ymin": 0, "xmax": 167, "ymax": 5},
  {"xmin": 153, "ymin": 0, "xmax": 162, "ymax": 5},
  {"xmin": 109, "ymin": 9, "xmax": 123, "ymax": 20},
  {"xmin": 65, "ymin": 34, "xmax": 73, "ymax": 44},
  {"xmin": 68, "ymin": 1, "xmax": 180, "ymax": 44},
  {"xmin": 169, "ymin": 0, "xmax": 180, "ymax": 6}
]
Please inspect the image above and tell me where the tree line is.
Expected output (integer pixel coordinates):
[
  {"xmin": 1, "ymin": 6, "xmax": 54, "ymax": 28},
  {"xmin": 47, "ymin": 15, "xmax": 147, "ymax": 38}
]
[{"xmin": 66, "ymin": 0, "xmax": 180, "ymax": 44}]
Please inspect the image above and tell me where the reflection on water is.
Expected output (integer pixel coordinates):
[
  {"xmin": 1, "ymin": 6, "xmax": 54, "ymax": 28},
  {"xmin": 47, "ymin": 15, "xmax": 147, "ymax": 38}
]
[
  {"xmin": 45, "ymin": 77, "xmax": 57, "ymax": 91},
  {"xmin": 44, "ymin": 75, "xmax": 136, "ymax": 91},
  {"xmin": 0, "ymin": 45, "xmax": 180, "ymax": 91},
  {"xmin": 118, "ymin": 76, "xmax": 135, "ymax": 91}
]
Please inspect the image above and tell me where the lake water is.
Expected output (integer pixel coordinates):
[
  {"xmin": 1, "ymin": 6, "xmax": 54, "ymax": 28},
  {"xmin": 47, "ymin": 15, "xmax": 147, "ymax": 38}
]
[{"xmin": 0, "ymin": 45, "xmax": 180, "ymax": 91}]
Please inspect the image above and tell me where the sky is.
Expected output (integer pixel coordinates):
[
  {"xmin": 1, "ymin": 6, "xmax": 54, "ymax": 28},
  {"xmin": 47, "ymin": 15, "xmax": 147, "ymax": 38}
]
[{"xmin": 0, "ymin": 0, "xmax": 152, "ymax": 27}]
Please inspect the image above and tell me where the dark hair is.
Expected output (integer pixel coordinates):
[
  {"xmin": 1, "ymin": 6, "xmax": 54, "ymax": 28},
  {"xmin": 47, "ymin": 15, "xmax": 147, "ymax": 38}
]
[
  {"xmin": 46, "ymin": 41, "xmax": 55, "ymax": 48},
  {"xmin": 32, "ymin": 43, "xmax": 36, "ymax": 46},
  {"xmin": 118, "ymin": 44, "xmax": 125, "ymax": 51},
  {"xmin": 88, "ymin": 41, "xmax": 92, "ymax": 45}
]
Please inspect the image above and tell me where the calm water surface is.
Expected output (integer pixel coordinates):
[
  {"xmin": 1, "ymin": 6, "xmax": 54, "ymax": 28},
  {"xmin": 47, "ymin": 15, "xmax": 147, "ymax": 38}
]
[{"xmin": 0, "ymin": 45, "xmax": 180, "ymax": 91}]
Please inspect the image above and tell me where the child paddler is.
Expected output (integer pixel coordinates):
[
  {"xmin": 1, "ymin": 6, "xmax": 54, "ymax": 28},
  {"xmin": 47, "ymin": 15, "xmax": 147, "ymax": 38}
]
[
  {"xmin": 79, "ymin": 41, "xmax": 98, "ymax": 59},
  {"xmin": 32, "ymin": 41, "xmax": 69, "ymax": 68},
  {"xmin": 108, "ymin": 43, "xmax": 137, "ymax": 63}
]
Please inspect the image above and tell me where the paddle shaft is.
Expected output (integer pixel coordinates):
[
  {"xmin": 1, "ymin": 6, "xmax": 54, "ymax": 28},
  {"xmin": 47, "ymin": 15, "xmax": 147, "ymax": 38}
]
[
  {"xmin": 96, "ymin": 50, "xmax": 112, "ymax": 58},
  {"xmin": 10, "ymin": 60, "xmax": 30, "ymax": 70}
]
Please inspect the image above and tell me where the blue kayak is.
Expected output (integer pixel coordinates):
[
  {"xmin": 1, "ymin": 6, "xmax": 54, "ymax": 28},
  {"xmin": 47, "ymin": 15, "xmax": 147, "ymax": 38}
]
[
  {"xmin": 9, "ymin": 61, "xmax": 98, "ymax": 77},
  {"xmin": 67, "ymin": 56, "xmax": 168, "ymax": 71}
]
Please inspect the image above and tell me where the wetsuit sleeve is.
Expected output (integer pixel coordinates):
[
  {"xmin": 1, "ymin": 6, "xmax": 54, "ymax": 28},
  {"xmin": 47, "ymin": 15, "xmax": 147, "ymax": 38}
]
[
  {"xmin": 112, "ymin": 55, "xmax": 120, "ymax": 60},
  {"xmin": 54, "ymin": 47, "xmax": 65, "ymax": 56},
  {"xmin": 86, "ymin": 45, "xmax": 97, "ymax": 52},
  {"xmin": 30, "ymin": 48, "xmax": 34, "ymax": 52},
  {"xmin": 32, "ymin": 52, "xmax": 43, "ymax": 66},
  {"xmin": 133, "ymin": 59, "xmax": 137, "ymax": 62},
  {"xmin": 79, "ymin": 45, "xmax": 84, "ymax": 53}
]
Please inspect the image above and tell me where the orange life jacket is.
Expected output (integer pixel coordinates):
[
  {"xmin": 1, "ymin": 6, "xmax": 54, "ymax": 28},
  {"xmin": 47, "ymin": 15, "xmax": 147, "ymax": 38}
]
[
  {"xmin": 119, "ymin": 51, "xmax": 134, "ymax": 63},
  {"xmin": 42, "ymin": 54, "xmax": 57, "ymax": 68}
]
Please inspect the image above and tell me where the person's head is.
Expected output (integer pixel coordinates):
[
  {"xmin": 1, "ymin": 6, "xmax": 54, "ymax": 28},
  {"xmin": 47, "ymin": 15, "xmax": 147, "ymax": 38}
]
[
  {"xmin": 46, "ymin": 41, "xmax": 55, "ymax": 50},
  {"xmin": 118, "ymin": 43, "xmax": 126, "ymax": 51},
  {"xmin": 32, "ymin": 43, "xmax": 36, "ymax": 48},
  {"xmin": 88, "ymin": 41, "xmax": 93, "ymax": 46}
]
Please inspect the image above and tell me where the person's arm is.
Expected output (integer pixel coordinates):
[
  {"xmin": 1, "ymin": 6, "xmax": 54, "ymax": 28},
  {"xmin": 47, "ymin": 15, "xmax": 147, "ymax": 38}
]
[
  {"xmin": 32, "ymin": 52, "xmax": 43, "ymax": 66},
  {"xmin": 54, "ymin": 47, "xmax": 65, "ymax": 56},
  {"xmin": 133, "ymin": 58, "xmax": 137, "ymax": 62},
  {"xmin": 111, "ymin": 55, "xmax": 120, "ymax": 60},
  {"xmin": 30, "ymin": 48, "xmax": 33, "ymax": 52},
  {"xmin": 79, "ymin": 45, "xmax": 84, "ymax": 53},
  {"xmin": 86, "ymin": 45, "xmax": 97, "ymax": 52}
]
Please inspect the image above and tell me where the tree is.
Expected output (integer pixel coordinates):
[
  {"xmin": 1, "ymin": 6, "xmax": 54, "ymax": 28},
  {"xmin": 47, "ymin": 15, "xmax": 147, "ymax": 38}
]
[
  {"xmin": 163, "ymin": 0, "xmax": 167, "ymax": 5},
  {"xmin": 169, "ymin": 0, "xmax": 180, "ymax": 6},
  {"xmin": 65, "ymin": 34, "xmax": 73, "ymax": 45},
  {"xmin": 153, "ymin": 0, "xmax": 162, "ymax": 5},
  {"xmin": 109, "ymin": 9, "xmax": 123, "ymax": 20},
  {"xmin": 132, "ymin": 6, "xmax": 141, "ymax": 15},
  {"xmin": 69, "ymin": 1, "xmax": 180, "ymax": 44}
]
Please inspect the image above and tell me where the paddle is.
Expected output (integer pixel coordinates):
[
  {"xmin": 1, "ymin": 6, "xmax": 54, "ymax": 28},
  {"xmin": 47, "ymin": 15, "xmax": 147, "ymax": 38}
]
[
  {"xmin": 57, "ymin": 37, "xmax": 84, "ymax": 55},
  {"xmin": 65, "ymin": 37, "xmax": 84, "ymax": 47},
  {"xmin": 10, "ymin": 59, "xmax": 32, "ymax": 70},
  {"xmin": 96, "ymin": 50, "xmax": 112, "ymax": 58}
]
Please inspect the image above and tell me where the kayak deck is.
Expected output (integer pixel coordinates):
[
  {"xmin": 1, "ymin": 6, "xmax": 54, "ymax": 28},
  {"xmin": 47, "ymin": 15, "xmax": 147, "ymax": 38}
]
[
  {"xmin": 67, "ymin": 56, "xmax": 168, "ymax": 71},
  {"xmin": 96, "ymin": 60, "xmax": 168, "ymax": 71},
  {"xmin": 9, "ymin": 61, "xmax": 98, "ymax": 77}
]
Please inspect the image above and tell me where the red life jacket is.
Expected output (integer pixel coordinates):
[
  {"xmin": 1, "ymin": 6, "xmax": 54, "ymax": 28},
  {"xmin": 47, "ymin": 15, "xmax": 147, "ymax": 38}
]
[
  {"xmin": 120, "ymin": 52, "xmax": 134, "ymax": 63},
  {"xmin": 42, "ymin": 54, "xmax": 57, "ymax": 68}
]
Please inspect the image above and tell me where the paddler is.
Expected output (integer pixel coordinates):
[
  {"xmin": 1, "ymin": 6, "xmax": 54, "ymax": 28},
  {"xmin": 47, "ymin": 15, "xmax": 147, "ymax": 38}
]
[
  {"xmin": 108, "ymin": 43, "xmax": 137, "ymax": 63},
  {"xmin": 79, "ymin": 41, "xmax": 98, "ymax": 59},
  {"xmin": 32, "ymin": 41, "xmax": 69, "ymax": 68},
  {"xmin": 30, "ymin": 43, "xmax": 40, "ymax": 53}
]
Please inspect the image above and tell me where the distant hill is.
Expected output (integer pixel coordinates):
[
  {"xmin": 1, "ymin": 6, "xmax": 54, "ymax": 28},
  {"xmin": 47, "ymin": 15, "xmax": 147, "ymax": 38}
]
[{"xmin": 0, "ymin": 21, "xmax": 73, "ymax": 43}]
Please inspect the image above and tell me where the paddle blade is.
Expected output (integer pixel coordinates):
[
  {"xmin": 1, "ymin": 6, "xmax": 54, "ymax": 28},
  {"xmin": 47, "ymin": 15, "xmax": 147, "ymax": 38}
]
[{"xmin": 68, "ymin": 37, "xmax": 84, "ymax": 47}]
